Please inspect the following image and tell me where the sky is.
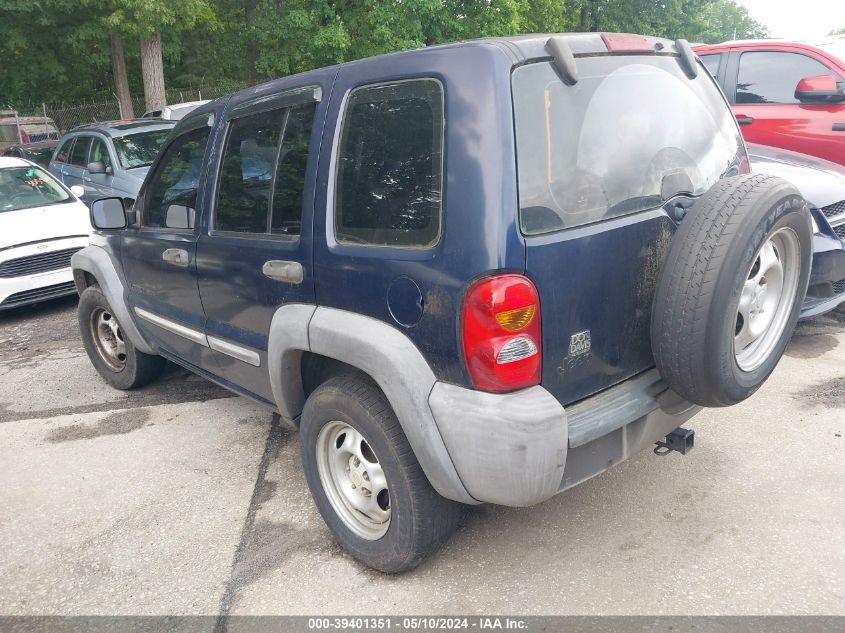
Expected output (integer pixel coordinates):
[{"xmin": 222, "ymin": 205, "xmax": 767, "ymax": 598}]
[{"xmin": 735, "ymin": 0, "xmax": 845, "ymax": 41}]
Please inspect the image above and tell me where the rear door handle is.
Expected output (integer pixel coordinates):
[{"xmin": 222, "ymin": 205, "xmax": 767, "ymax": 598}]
[
  {"xmin": 736, "ymin": 115, "xmax": 754, "ymax": 125},
  {"xmin": 834, "ymin": 123, "xmax": 845, "ymax": 132},
  {"xmin": 162, "ymin": 248, "xmax": 190, "ymax": 268},
  {"xmin": 262, "ymin": 260, "xmax": 304, "ymax": 284}
]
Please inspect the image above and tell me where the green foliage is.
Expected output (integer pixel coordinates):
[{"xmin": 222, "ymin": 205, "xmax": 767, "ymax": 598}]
[{"xmin": 1, "ymin": 0, "xmax": 769, "ymax": 109}]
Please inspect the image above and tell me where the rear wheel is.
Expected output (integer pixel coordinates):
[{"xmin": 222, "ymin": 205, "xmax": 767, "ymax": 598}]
[
  {"xmin": 300, "ymin": 374, "xmax": 462, "ymax": 573},
  {"xmin": 652, "ymin": 174, "xmax": 812, "ymax": 407},
  {"xmin": 78, "ymin": 286, "xmax": 165, "ymax": 389}
]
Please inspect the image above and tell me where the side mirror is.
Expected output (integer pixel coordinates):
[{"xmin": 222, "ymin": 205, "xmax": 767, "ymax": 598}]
[
  {"xmin": 90, "ymin": 197, "xmax": 127, "ymax": 230},
  {"xmin": 70, "ymin": 185, "xmax": 85, "ymax": 198},
  {"xmin": 795, "ymin": 75, "xmax": 845, "ymax": 103},
  {"xmin": 86, "ymin": 160, "xmax": 107, "ymax": 175},
  {"xmin": 165, "ymin": 204, "xmax": 195, "ymax": 229}
]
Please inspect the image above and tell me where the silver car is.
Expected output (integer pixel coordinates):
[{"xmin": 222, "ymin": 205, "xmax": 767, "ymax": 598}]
[{"xmin": 48, "ymin": 120, "xmax": 175, "ymax": 206}]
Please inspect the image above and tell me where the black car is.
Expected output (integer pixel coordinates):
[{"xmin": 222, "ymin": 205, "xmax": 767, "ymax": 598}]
[{"xmin": 3, "ymin": 140, "xmax": 59, "ymax": 168}]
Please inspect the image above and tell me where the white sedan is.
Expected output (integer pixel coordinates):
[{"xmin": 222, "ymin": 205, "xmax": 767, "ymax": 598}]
[{"xmin": 0, "ymin": 156, "xmax": 90, "ymax": 310}]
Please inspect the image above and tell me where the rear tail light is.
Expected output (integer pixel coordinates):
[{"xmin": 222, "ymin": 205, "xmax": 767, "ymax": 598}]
[{"xmin": 461, "ymin": 274, "xmax": 542, "ymax": 393}]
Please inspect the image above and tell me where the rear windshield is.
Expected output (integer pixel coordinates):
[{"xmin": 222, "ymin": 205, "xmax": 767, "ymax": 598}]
[
  {"xmin": 113, "ymin": 129, "xmax": 171, "ymax": 169},
  {"xmin": 0, "ymin": 165, "xmax": 70, "ymax": 212},
  {"xmin": 513, "ymin": 55, "xmax": 745, "ymax": 235}
]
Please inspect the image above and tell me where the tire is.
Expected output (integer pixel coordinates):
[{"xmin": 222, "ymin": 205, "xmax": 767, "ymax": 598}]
[
  {"xmin": 300, "ymin": 374, "xmax": 463, "ymax": 573},
  {"xmin": 78, "ymin": 286, "xmax": 165, "ymax": 389},
  {"xmin": 652, "ymin": 174, "xmax": 812, "ymax": 407}
]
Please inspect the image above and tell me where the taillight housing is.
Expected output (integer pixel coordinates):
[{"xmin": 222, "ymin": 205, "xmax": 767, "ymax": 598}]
[{"xmin": 461, "ymin": 274, "xmax": 542, "ymax": 393}]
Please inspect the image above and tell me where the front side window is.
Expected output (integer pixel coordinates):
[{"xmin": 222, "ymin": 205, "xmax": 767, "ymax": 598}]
[
  {"xmin": 215, "ymin": 102, "xmax": 316, "ymax": 236},
  {"xmin": 335, "ymin": 80, "xmax": 444, "ymax": 248},
  {"xmin": 142, "ymin": 126, "xmax": 210, "ymax": 230},
  {"xmin": 69, "ymin": 136, "xmax": 92, "ymax": 166},
  {"xmin": 114, "ymin": 129, "xmax": 172, "ymax": 169},
  {"xmin": 737, "ymin": 51, "xmax": 838, "ymax": 104},
  {"xmin": 0, "ymin": 165, "xmax": 70, "ymax": 212},
  {"xmin": 513, "ymin": 56, "xmax": 744, "ymax": 235},
  {"xmin": 89, "ymin": 137, "xmax": 112, "ymax": 170}
]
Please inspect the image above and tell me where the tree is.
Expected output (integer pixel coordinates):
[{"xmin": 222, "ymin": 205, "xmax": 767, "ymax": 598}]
[
  {"xmin": 110, "ymin": 35, "xmax": 134, "ymax": 118},
  {"xmin": 101, "ymin": 0, "xmax": 217, "ymax": 110}
]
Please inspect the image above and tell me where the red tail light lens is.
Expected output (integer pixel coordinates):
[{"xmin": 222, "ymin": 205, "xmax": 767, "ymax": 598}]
[{"xmin": 461, "ymin": 274, "xmax": 542, "ymax": 393}]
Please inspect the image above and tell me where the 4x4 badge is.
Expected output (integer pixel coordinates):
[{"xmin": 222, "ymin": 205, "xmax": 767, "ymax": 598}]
[{"xmin": 568, "ymin": 330, "xmax": 591, "ymax": 356}]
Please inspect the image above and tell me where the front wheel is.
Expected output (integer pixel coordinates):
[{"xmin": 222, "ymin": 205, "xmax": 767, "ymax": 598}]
[
  {"xmin": 78, "ymin": 286, "xmax": 165, "ymax": 390},
  {"xmin": 300, "ymin": 375, "xmax": 462, "ymax": 573}
]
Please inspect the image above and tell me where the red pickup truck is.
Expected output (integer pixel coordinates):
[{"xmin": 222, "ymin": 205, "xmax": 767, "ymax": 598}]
[{"xmin": 694, "ymin": 40, "xmax": 845, "ymax": 166}]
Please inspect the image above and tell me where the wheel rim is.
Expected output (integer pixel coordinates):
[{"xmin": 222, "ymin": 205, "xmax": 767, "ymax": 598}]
[
  {"xmin": 734, "ymin": 227, "xmax": 801, "ymax": 372},
  {"xmin": 315, "ymin": 421, "xmax": 391, "ymax": 540},
  {"xmin": 89, "ymin": 307, "xmax": 127, "ymax": 372}
]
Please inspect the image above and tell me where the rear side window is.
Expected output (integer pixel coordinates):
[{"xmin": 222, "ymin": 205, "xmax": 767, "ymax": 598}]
[
  {"xmin": 699, "ymin": 53, "xmax": 721, "ymax": 78},
  {"xmin": 55, "ymin": 138, "xmax": 74, "ymax": 163},
  {"xmin": 69, "ymin": 136, "xmax": 92, "ymax": 166},
  {"xmin": 334, "ymin": 79, "xmax": 444, "ymax": 248},
  {"xmin": 215, "ymin": 102, "xmax": 316, "ymax": 236},
  {"xmin": 737, "ymin": 51, "xmax": 838, "ymax": 104},
  {"xmin": 142, "ymin": 126, "xmax": 210, "ymax": 230}
]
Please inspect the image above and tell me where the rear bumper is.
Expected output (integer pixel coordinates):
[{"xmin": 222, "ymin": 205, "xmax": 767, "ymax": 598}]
[{"xmin": 428, "ymin": 369, "xmax": 700, "ymax": 507}]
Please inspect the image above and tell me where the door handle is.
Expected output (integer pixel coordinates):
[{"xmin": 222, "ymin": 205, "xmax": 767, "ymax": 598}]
[
  {"xmin": 262, "ymin": 260, "xmax": 304, "ymax": 284},
  {"xmin": 834, "ymin": 123, "xmax": 845, "ymax": 132},
  {"xmin": 162, "ymin": 248, "xmax": 190, "ymax": 268},
  {"xmin": 735, "ymin": 115, "xmax": 754, "ymax": 125}
]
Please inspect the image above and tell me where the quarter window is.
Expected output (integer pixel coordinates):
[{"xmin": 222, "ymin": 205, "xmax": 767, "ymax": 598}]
[
  {"xmin": 69, "ymin": 136, "xmax": 92, "ymax": 166},
  {"xmin": 737, "ymin": 51, "xmax": 838, "ymax": 104},
  {"xmin": 215, "ymin": 102, "xmax": 316, "ymax": 236},
  {"xmin": 141, "ymin": 126, "xmax": 210, "ymax": 230},
  {"xmin": 335, "ymin": 80, "xmax": 444, "ymax": 248}
]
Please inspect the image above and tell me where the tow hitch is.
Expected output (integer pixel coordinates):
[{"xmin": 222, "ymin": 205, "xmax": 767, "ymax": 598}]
[{"xmin": 654, "ymin": 427, "xmax": 695, "ymax": 456}]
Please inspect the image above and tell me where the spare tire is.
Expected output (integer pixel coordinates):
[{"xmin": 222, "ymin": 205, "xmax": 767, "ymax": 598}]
[{"xmin": 652, "ymin": 174, "xmax": 812, "ymax": 407}]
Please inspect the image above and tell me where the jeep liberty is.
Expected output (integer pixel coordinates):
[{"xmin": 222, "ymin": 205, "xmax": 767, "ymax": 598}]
[{"xmin": 73, "ymin": 33, "xmax": 813, "ymax": 573}]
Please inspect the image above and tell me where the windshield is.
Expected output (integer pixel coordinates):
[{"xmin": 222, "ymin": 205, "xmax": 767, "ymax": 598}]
[
  {"xmin": 513, "ymin": 55, "xmax": 745, "ymax": 235},
  {"xmin": 0, "ymin": 165, "xmax": 70, "ymax": 212},
  {"xmin": 113, "ymin": 129, "xmax": 171, "ymax": 169}
]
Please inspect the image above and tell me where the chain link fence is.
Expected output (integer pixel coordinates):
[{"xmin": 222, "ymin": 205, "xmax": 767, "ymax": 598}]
[{"xmin": 10, "ymin": 81, "xmax": 248, "ymax": 134}]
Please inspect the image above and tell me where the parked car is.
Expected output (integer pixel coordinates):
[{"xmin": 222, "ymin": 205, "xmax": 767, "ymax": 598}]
[
  {"xmin": 0, "ymin": 157, "xmax": 89, "ymax": 310},
  {"xmin": 141, "ymin": 100, "xmax": 209, "ymax": 121},
  {"xmin": 3, "ymin": 139, "xmax": 59, "ymax": 168},
  {"xmin": 49, "ymin": 120, "xmax": 176, "ymax": 206},
  {"xmin": 0, "ymin": 112, "xmax": 60, "ymax": 152},
  {"xmin": 748, "ymin": 142, "xmax": 845, "ymax": 316},
  {"xmin": 694, "ymin": 40, "xmax": 845, "ymax": 166},
  {"xmin": 73, "ymin": 33, "xmax": 814, "ymax": 573}
]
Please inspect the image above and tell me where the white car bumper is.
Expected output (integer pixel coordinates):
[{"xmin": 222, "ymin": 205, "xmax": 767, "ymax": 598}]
[{"xmin": 0, "ymin": 237, "xmax": 89, "ymax": 310}]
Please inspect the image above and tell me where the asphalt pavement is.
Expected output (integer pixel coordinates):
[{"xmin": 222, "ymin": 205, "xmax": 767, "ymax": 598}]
[{"xmin": 1, "ymin": 296, "xmax": 843, "ymax": 616}]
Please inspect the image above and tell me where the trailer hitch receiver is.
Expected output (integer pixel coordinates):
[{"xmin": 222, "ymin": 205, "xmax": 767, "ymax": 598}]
[{"xmin": 654, "ymin": 427, "xmax": 694, "ymax": 456}]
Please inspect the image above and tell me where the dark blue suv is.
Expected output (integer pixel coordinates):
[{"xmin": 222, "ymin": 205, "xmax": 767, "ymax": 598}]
[{"xmin": 73, "ymin": 33, "xmax": 814, "ymax": 572}]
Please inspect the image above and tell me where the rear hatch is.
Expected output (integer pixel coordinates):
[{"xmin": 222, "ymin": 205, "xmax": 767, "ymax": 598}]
[{"xmin": 514, "ymin": 48, "xmax": 746, "ymax": 405}]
